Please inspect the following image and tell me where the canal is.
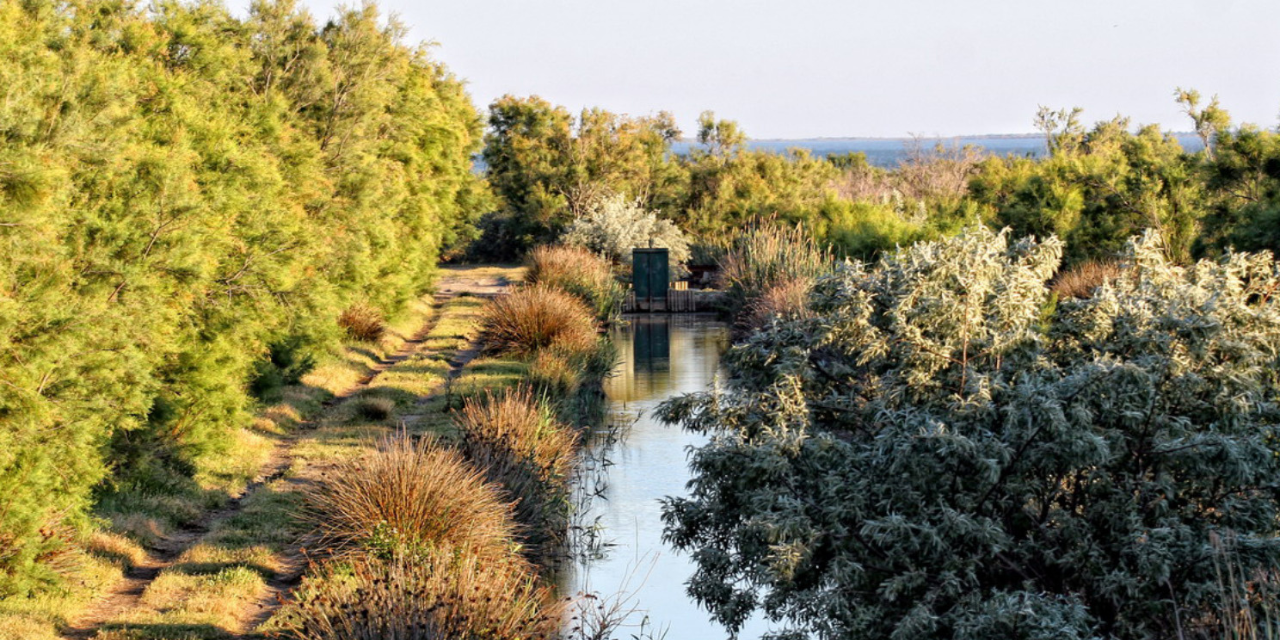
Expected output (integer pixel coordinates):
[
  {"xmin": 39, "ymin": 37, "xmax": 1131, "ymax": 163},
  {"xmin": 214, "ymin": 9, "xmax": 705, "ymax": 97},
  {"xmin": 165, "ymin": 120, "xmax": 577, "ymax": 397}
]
[{"xmin": 561, "ymin": 315, "xmax": 771, "ymax": 640}]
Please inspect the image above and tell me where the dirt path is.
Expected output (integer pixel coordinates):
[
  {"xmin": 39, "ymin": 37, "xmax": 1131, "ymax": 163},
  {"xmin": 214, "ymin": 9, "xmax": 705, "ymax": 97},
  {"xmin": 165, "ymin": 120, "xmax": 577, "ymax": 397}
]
[{"xmin": 61, "ymin": 265, "xmax": 516, "ymax": 640}]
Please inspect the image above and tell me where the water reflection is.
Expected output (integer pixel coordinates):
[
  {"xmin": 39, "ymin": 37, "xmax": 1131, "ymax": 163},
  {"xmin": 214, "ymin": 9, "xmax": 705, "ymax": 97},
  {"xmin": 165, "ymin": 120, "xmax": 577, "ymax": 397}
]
[{"xmin": 564, "ymin": 316, "xmax": 769, "ymax": 640}]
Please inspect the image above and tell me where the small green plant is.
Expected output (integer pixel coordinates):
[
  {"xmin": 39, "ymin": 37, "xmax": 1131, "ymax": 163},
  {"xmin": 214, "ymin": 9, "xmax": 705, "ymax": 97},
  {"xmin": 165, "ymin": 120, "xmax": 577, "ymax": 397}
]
[{"xmin": 249, "ymin": 336, "xmax": 318, "ymax": 402}]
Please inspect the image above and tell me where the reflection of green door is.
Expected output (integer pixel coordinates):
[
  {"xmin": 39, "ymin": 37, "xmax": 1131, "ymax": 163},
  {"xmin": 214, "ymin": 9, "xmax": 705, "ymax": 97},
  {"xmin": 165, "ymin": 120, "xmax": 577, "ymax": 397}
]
[
  {"xmin": 632, "ymin": 248, "xmax": 669, "ymax": 300},
  {"xmin": 633, "ymin": 317, "xmax": 670, "ymax": 364}
]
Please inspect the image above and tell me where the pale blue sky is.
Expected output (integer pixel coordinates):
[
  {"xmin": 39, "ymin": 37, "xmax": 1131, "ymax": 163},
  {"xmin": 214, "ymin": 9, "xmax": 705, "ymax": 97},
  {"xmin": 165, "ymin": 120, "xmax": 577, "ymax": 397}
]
[{"xmin": 231, "ymin": 0, "xmax": 1280, "ymax": 139}]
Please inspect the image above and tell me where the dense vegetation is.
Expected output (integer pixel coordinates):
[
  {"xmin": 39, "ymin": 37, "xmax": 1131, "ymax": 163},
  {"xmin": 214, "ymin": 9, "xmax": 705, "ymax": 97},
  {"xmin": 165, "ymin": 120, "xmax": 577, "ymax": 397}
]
[
  {"xmin": 0, "ymin": 0, "xmax": 487, "ymax": 595},
  {"xmin": 4, "ymin": 1, "xmax": 1279, "ymax": 634},
  {"xmin": 659, "ymin": 228, "xmax": 1280, "ymax": 639},
  {"xmin": 481, "ymin": 95, "xmax": 1280, "ymax": 269}
]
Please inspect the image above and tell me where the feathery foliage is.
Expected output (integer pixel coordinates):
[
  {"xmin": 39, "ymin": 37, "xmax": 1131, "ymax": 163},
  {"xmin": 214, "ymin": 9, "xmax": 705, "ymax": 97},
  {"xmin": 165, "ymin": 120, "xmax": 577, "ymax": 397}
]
[
  {"xmin": 0, "ymin": 0, "xmax": 488, "ymax": 593},
  {"xmin": 454, "ymin": 386, "xmax": 577, "ymax": 556},
  {"xmin": 717, "ymin": 222, "xmax": 834, "ymax": 322}
]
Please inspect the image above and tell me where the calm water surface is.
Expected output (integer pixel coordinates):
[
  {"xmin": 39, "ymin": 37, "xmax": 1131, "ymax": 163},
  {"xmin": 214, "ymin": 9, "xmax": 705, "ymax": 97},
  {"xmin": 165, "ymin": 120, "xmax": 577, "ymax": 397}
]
[{"xmin": 561, "ymin": 316, "xmax": 772, "ymax": 640}]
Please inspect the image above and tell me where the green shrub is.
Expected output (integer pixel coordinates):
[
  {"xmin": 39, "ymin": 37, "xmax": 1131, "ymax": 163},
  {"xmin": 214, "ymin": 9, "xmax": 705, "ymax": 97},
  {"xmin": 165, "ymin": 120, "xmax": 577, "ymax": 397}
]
[
  {"xmin": 822, "ymin": 200, "xmax": 925, "ymax": 261},
  {"xmin": 249, "ymin": 336, "xmax": 318, "ymax": 402},
  {"xmin": 0, "ymin": 0, "xmax": 489, "ymax": 593},
  {"xmin": 660, "ymin": 228, "xmax": 1280, "ymax": 640}
]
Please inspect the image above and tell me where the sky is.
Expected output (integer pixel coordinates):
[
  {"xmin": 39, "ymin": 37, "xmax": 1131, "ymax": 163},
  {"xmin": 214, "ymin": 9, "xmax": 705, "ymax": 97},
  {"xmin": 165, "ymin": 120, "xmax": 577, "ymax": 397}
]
[{"xmin": 229, "ymin": 0, "xmax": 1280, "ymax": 139}]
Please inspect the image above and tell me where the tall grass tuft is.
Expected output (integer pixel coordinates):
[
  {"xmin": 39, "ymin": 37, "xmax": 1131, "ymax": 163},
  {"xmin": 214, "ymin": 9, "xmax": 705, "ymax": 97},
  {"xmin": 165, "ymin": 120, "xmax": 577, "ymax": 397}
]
[
  {"xmin": 338, "ymin": 303, "xmax": 386, "ymax": 342},
  {"xmin": 528, "ymin": 349, "xmax": 581, "ymax": 396},
  {"xmin": 1051, "ymin": 260, "xmax": 1123, "ymax": 299},
  {"xmin": 277, "ymin": 547, "xmax": 564, "ymax": 640},
  {"xmin": 480, "ymin": 285, "xmax": 599, "ymax": 357},
  {"xmin": 718, "ymin": 221, "xmax": 833, "ymax": 321},
  {"xmin": 526, "ymin": 245, "xmax": 625, "ymax": 320},
  {"xmin": 303, "ymin": 433, "xmax": 518, "ymax": 560},
  {"xmin": 740, "ymin": 277, "xmax": 815, "ymax": 333},
  {"xmin": 1210, "ymin": 531, "xmax": 1280, "ymax": 640},
  {"xmin": 454, "ymin": 386, "xmax": 578, "ymax": 557}
]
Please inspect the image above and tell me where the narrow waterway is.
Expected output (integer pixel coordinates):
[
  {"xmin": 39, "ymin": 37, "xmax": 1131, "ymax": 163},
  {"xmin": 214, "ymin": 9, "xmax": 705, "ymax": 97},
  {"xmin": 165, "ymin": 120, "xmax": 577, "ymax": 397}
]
[{"xmin": 562, "ymin": 315, "xmax": 770, "ymax": 640}]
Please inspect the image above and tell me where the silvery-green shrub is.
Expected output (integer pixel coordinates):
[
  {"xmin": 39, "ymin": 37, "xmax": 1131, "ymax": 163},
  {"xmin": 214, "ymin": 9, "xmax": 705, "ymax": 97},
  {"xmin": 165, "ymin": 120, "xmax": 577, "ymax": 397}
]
[
  {"xmin": 562, "ymin": 192, "xmax": 690, "ymax": 271},
  {"xmin": 659, "ymin": 227, "xmax": 1280, "ymax": 640}
]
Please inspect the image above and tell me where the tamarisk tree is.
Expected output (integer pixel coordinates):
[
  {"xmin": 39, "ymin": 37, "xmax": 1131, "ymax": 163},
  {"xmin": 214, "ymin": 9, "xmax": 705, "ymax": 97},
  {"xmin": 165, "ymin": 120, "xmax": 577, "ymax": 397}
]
[{"xmin": 658, "ymin": 227, "xmax": 1280, "ymax": 639}]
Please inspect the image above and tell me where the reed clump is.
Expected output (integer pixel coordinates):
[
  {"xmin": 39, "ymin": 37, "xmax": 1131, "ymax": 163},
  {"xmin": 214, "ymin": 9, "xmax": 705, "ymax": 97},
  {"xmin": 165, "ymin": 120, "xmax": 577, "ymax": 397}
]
[
  {"xmin": 525, "ymin": 245, "xmax": 625, "ymax": 320},
  {"xmin": 454, "ymin": 386, "xmax": 578, "ymax": 556},
  {"xmin": 1209, "ymin": 531, "xmax": 1280, "ymax": 640},
  {"xmin": 303, "ymin": 434, "xmax": 518, "ymax": 560},
  {"xmin": 740, "ymin": 277, "xmax": 815, "ymax": 333},
  {"xmin": 1051, "ymin": 260, "xmax": 1123, "ymax": 299},
  {"xmin": 719, "ymin": 222, "xmax": 833, "ymax": 321},
  {"xmin": 338, "ymin": 303, "xmax": 387, "ymax": 342},
  {"xmin": 480, "ymin": 285, "xmax": 598, "ymax": 357},
  {"xmin": 528, "ymin": 349, "xmax": 581, "ymax": 396},
  {"xmin": 276, "ymin": 547, "xmax": 564, "ymax": 640}
]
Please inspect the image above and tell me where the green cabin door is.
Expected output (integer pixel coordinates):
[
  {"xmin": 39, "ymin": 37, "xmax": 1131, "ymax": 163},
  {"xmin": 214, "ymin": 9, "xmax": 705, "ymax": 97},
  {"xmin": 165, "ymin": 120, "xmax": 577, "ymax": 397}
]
[{"xmin": 632, "ymin": 248, "xmax": 669, "ymax": 301}]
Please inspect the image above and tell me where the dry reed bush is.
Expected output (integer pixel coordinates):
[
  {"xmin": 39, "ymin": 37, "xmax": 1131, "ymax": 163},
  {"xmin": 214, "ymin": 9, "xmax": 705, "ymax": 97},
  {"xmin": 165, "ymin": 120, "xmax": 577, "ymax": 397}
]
[
  {"xmin": 276, "ymin": 548, "xmax": 564, "ymax": 640},
  {"xmin": 526, "ymin": 245, "xmax": 626, "ymax": 320},
  {"xmin": 480, "ymin": 285, "xmax": 598, "ymax": 357},
  {"xmin": 740, "ymin": 277, "xmax": 815, "ymax": 333},
  {"xmin": 528, "ymin": 349, "xmax": 581, "ymax": 395},
  {"xmin": 1208, "ymin": 531, "xmax": 1280, "ymax": 640},
  {"xmin": 304, "ymin": 434, "xmax": 518, "ymax": 560},
  {"xmin": 719, "ymin": 222, "xmax": 833, "ymax": 321},
  {"xmin": 338, "ymin": 303, "xmax": 386, "ymax": 342},
  {"xmin": 526, "ymin": 245, "xmax": 610, "ymax": 290},
  {"xmin": 1051, "ymin": 260, "xmax": 1123, "ymax": 299},
  {"xmin": 454, "ymin": 387, "xmax": 577, "ymax": 553}
]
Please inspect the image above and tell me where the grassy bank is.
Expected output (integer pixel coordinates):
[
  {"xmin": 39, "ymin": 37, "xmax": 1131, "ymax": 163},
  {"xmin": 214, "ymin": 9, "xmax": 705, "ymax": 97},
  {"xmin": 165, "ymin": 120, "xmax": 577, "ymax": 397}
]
[
  {"xmin": 0, "ymin": 286, "xmax": 489, "ymax": 639},
  {"xmin": 266, "ymin": 253, "xmax": 619, "ymax": 639}
]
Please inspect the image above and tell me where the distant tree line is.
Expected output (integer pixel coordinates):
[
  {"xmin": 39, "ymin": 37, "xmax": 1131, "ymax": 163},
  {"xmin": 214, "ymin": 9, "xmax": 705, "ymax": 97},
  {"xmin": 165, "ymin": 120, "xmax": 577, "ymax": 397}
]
[
  {"xmin": 479, "ymin": 92, "xmax": 1280, "ymax": 268},
  {"xmin": 0, "ymin": 0, "xmax": 487, "ymax": 594}
]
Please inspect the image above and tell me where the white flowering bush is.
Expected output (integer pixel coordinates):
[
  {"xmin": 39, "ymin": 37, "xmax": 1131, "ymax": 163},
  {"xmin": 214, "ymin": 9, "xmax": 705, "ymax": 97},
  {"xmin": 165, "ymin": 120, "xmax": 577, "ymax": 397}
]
[
  {"xmin": 658, "ymin": 227, "xmax": 1280, "ymax": 640},
  {"xmin": 561, "ymin": 193, "xmax": 690, "ymax": 273}
]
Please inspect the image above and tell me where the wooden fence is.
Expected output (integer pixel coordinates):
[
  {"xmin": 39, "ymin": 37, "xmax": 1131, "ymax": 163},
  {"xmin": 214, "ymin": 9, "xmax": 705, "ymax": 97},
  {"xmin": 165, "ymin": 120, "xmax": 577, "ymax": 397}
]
[{"xmin": 623, "ymin": 289, "xmax": 722, "ymax": 313}]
